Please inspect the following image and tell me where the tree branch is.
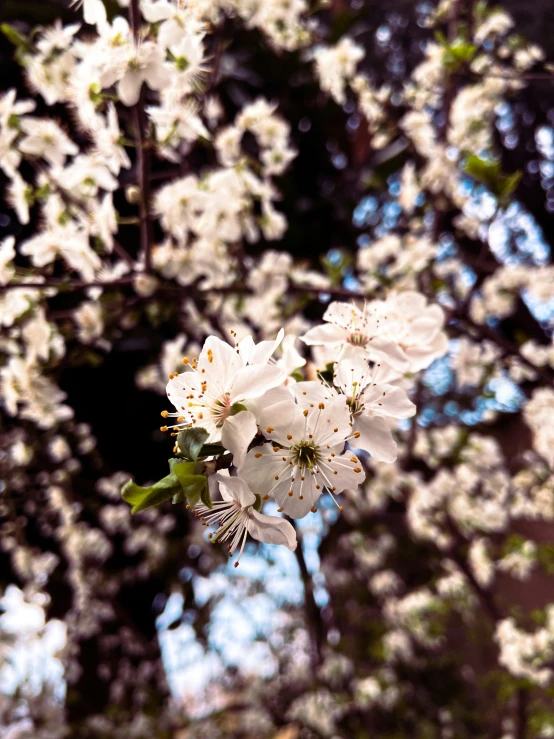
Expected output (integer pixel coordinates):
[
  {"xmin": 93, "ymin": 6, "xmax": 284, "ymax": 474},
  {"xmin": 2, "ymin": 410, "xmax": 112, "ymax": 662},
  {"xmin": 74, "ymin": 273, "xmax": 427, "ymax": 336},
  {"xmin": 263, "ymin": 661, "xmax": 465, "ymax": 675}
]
[
  {"xmin": 130, "ymin": 0, "xmax": 154, "ymax": 273},
  {"xmin": 293, "ymin": 525, "xmax": 324, "ymax": 672}
]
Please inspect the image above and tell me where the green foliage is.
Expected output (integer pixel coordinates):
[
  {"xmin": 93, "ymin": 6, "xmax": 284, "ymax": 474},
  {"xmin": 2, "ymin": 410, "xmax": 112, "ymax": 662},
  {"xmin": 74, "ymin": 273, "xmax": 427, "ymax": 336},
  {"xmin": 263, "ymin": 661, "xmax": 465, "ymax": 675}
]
[
  {"xmin": 1, "ymin": 22, "xmax": 31, "ymax": 51},
  {"xmin": 442, "ymin": 38, "xmax": 477, "ymax": 72},
  {"xmin": 122, "ymin": 459, "xmax": 210, "ymax": 513},
  {"xmin": 537, "ymin": 543, "xmax": 554, "ymax": 575},
  {"xmin": 177, "ymin": 427, "xmax": 210, "ymax": 461},
  {"xmin": 462, "ymin": 154, "xmax": 521, "ymax": 206},
  {"xmin": 177, "ymin": 426, "xmax": 225, "ymax": 461}
]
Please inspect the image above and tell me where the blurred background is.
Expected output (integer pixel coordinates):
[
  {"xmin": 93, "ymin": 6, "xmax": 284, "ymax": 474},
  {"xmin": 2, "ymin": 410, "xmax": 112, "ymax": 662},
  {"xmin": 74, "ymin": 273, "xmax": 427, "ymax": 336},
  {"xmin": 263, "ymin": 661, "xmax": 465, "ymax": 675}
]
[{"xmin": 2, "ymin": 0, "xmax": 554, "ymax": 737}]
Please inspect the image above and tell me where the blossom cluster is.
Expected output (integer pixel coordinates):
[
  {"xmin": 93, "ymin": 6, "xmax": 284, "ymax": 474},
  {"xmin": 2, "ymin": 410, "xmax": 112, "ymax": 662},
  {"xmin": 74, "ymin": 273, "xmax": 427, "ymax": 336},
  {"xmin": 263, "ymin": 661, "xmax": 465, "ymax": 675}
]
[{"xmin": 161, "ymin": 292, "xmax": 446, "ymax": 561}]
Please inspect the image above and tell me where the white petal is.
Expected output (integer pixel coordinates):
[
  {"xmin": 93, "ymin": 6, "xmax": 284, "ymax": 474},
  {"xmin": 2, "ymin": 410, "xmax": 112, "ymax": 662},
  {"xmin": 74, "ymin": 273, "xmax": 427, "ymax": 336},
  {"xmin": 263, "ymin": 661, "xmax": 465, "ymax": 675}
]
[
  {"xmin": 248, "ymin": 327, "xmax": 285, "ymax": 365},
  {"xmin": 361, "ymin": 384, "xmax": 416, "ymax": 419},
  {"xmin": 237, "ymin": 335, "xmax": 255, "ymax": 364},
  {"xmin": 367, "ymin": 337, "xmax": 409, "ymax": 371},
  {"xmin": 141, "ymin": 1, "xmax": 172, "ymax": 22},
  {"xmin": 291, "ymin": 381, "xmax": 332, "ymax": 408},
  {"xmin": 300, "ymin": 323, "xmax": 347, "ymax": 346},
  {"xmin": 231, "ymin": 364, "xmax": 285, "ymax": 401},
  {"xmin": 221, "ymin": 411, "xmax": 258, "ymax": 468},
  {"xmin": 322, "ymin": 301, "xmax": 364, "ymax": 329},
  {"xmin": 333, "ymin": 356, "xmax": 371, "ymax": 396},
  {"xmin": 247, "ymin": 509, "xmax": 297, "ymax": 550},
  {"xmin": 144, "ymin": 61, "xmax": 171, "ymax": 91},
  {"xmin": 317, "ymin": 448, "xmax": 365, "ymax": 492},
  {"xmin": 246, "ymin": 386, "xmax": 295, "ymax": 423},
  {"xmin": 241, "ymin": 443, "xmax": 291, "ymax": 494},
  {"xmin": 84, "ymin": 0, "xmax": 107, "ymax": 25},
  {"xmin": 215, "ymin": 472, "xmax": 256, "ymax": 508},
  {"xmin": 353, "ymin": 415, "xmax": 397, "ymax": 462},
  {"xmin": 198, "ymin": 336, "xmax": 243, "ymax": 395},
  {"xmin": 309, "ymin": 395, "xmax": 352, "ymax": 448},
  {"xmin": 274, "ymin": 475, "xmax": 319, "ymax": 519},
  {"xmin": 258, "ymin": 400, "xmax": 305, "ymax": 446},
  {"xmin": 117, "ymin": 72, "xmax": 142, "ymax": 107}
]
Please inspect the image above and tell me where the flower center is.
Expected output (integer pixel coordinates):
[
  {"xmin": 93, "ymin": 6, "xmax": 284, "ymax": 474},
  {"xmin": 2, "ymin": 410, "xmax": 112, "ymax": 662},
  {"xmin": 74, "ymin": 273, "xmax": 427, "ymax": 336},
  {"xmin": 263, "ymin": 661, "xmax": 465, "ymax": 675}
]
[
  {"xmin": 347, "ymin": 396, "xmax": 363, "ymax": 416},
  {"xmin": 211, "ymin": 393, "xmax": 232, "ymax": 427},
  {"xmin": 292, "ymin": 441, "xmax": 319, "ymax": 469},
  {"xmin": 347, "ymin": 331, "xmax": 369, "ymax": 347}
]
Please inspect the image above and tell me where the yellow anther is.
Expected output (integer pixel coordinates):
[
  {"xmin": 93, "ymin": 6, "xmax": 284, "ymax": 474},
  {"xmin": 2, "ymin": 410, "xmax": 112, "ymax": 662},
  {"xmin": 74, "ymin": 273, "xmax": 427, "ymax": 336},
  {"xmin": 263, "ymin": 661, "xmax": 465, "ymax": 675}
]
[
  {"xmin": 160, "ymin": 426, "xmax": 168, "ymax": 432},
  {"xmin": 161, "ymin": 410, "xmax": 168, "ymax": 418},
  {"xmin": 182, "ymin": 357, "xmax": 190, "ymax": 365}
]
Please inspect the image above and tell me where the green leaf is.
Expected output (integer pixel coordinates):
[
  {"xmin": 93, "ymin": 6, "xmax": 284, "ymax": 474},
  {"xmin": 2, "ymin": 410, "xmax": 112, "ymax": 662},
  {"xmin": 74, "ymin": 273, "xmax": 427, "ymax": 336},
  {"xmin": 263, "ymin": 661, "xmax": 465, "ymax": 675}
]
[
  {"xmin": 463, "ymin": 154, "xmax": 521, "ymax": 206},
  {"xmin": 443, "ymin": 40, "xmax": 477, "ymax": 72},
  {"xmin": 177, "ymin": 427, "xmax": 209, "ymax": 461},
  {"xmin": 200, "ymin": 479, "xmax": 213, "ymax": 509},
  {"xmin": 170, "ymin": 459, "xmax": 208, "ymax": 507},
  {"xmin": 122, "ymin": 474, "xmax": 181, "ymax": 514},
  {"xmin": 197, "ymin": 443, "xmax": 226, "ymax": 458},
  {"xmin": 168, "ymin": 458, "xmax": 196, "ymax": 475},
  {"xmin": 229, "ymin": 402, "xmax": 247, "ymax": 416},
  {"xmin": 1, "ymin": 23, "xmax": 31, "ymax": 51},
  {"xmin": 175, "ymin": 474, "xmax": 207, "ymax": 508}
]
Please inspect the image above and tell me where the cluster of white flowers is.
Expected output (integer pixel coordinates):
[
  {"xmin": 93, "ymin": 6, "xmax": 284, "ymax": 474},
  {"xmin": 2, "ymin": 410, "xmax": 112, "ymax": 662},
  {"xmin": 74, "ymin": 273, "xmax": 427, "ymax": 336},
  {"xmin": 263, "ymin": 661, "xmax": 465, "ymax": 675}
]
[
  {"xmin": 161, "ymin": 290, "xmax": 446, "ymax": 561},
  {"xmin": 496, "ymin": 608, "xmax": 554, "ymax": 686}
]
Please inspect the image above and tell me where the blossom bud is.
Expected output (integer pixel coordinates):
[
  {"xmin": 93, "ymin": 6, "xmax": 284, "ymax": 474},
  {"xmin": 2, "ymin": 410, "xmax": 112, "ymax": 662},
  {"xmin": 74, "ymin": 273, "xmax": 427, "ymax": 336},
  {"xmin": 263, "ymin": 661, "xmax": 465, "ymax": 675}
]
[
  {"xmin": 133, "ymin": 273, "xmax": 158, "ymax": 297},
  {"xmin": 125, "ymin": 185, "xmax": 141, "ymax": 204}
]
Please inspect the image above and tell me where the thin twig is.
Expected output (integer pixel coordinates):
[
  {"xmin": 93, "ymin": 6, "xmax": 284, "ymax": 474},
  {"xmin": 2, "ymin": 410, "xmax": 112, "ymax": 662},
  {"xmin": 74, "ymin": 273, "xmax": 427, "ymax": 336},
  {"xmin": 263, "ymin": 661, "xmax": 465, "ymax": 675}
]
[{"xmin": 130, "ymin": 0, "xmax": 154, "ymax": 273}]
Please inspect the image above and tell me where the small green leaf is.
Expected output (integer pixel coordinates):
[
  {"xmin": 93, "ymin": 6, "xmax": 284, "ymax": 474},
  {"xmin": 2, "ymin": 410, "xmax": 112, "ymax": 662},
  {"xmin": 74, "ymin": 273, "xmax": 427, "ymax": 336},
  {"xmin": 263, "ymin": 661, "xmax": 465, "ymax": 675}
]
[
  {"xmin": 172, "ymin": 490, "xmax": 187, "ymax": 505},
  {"xmin": 177, "ymin": 427, "xmax": 209, "ymax": 461},
  {"xmin": 176, "ymin": 474, "xmax": 207, "ymax": 507},
  {"xmin": 463, "ymin": 154, "xmax": 521, "ymax": 206},
  {"xmin": 229, "ymin": 402, "xmax": 247, "ymax": 416},
  {"xmin": 253, "ymin": 494, "xmax": 262, "ymax": 512},
  {"xmin": 198, "ymin": 443, "xmax": 226, "ymax": 458},
  {"xmin": 443, "ymin": 40, "xmax": 477, "ymax": 72},
  {"xmin": 1, "ymin": 23, "xmax": 31, "ymax": 52},
  {"xmin": 122, "ymin": 474, "xmax": 181, "ymax": 514},
  {"xmin": 168, "ymin": 458, "xmax": 196, "ymax": 475},
  {"xmin": 200, "ymin": 479, "xmax": 213, "ymax": 509}
]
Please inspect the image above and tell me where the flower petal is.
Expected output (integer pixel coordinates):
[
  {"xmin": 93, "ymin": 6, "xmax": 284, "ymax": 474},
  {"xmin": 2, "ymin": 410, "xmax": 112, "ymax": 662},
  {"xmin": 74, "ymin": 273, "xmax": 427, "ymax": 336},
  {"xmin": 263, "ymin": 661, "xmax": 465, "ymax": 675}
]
[
  {"xmin": 353, "ymin": 415, "xmax": 397, "ymax": 462},
  {"xmin": 214, "ymin": 472, "xmax": 256, "ymax": 508},
  {"xmin": 247, "ymin": 509, "xmax": 297, "ymax": 550},
  {"xmin": 300, "ymin": 323, "xmax": 348, "ymax": 346},
  {"xmin": 221, "ymin": 411, "xmax": 258, "ymax": 468},
  {"xmin": 231, "ymin": 364, "xmax": 286, "ymax": 401},
  {"xmin": 361, "ymin": 384, "xmax": 416, "ymax": 419},
  {"xmin": 117, "ymin": 72, "xmax": 142, "ymax": 107},
  {"xmin": 259, "ymin": 399, "xmax": 305, "ymax": 446}
]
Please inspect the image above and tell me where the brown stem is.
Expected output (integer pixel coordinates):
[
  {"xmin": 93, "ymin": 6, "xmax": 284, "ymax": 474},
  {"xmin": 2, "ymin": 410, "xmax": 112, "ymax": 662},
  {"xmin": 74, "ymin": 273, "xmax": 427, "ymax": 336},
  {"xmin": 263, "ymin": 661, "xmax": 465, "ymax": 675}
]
[
  {"xmin": 0, "ymin": 276, "xmax": 135, "ymax": 291},
  {"xmin": 293, "ymin": 525, "xmax": 324, "ymax": 672},
  {"xmin": 514, "ymin": 687, "xmax": 528, "ymax": 739},
  {"xmin": 129, "ymin": 0, "xmax": 154, "ymax": 273}
]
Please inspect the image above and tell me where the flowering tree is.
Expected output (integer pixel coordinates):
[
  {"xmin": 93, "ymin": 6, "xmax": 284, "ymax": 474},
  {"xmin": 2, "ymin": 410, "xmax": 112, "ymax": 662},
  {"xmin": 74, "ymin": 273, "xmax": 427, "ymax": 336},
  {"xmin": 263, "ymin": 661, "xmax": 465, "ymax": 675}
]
[{"xmin": 1, "ymin": 0, "xmax": 554, "ymax": 736}]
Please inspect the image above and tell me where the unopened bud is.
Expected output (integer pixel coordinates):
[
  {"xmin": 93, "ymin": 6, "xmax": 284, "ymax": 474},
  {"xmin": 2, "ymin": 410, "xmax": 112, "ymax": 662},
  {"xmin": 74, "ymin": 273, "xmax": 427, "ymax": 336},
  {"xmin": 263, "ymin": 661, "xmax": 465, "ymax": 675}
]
[
  {"xmin": 133, "ymin": 273, "xmax": 158, "ymax": 297},
  {"xmin": 125, "ymin": 185, "xmax": 141, "ymax": 204}
]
